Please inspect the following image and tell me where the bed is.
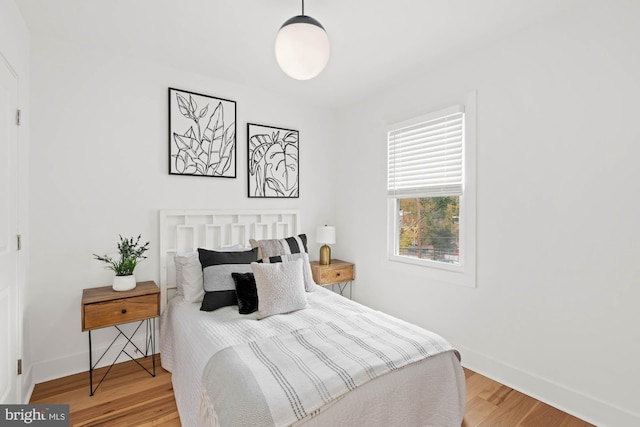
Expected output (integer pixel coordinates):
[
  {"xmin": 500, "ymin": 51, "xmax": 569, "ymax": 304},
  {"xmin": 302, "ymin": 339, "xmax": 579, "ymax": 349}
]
[{"xmin": 158, "ymin": 210, "xmax": 465, "ymax": 426}]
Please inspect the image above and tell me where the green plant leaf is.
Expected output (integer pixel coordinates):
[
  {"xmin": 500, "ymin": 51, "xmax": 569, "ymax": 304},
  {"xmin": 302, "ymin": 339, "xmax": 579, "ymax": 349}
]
[{"xmin": 94, "ymin": 235, "xmax": 150, "ymax": 275}]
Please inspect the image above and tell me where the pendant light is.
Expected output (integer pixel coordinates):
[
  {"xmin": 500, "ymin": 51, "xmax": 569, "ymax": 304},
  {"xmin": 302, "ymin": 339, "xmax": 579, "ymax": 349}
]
[{"xmin": 274, "ymin": 0, "xmax": 330, "ymax": 80}]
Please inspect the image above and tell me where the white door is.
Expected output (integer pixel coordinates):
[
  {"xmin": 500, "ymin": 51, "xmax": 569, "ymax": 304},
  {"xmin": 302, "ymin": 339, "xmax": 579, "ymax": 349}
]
[{"xmin": 0, "ymin": 56, "xmax": 19, "ymax": 404}]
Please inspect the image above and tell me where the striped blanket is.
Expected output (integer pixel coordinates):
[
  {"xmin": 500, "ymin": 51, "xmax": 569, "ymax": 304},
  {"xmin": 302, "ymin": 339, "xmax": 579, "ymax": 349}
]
[{"xmin": 201, "ymin": 311, "xmax": 458, "ymax": 427}]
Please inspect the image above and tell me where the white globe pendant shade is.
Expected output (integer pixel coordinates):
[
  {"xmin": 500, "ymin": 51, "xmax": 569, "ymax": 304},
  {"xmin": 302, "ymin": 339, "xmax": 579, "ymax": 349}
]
[{"xmin": 275, "ymin": 15, "xmax": 330, "ymax": 80}]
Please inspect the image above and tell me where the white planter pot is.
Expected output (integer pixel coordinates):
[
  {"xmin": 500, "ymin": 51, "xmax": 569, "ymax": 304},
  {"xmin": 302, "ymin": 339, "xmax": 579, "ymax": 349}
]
[{"xmin": 112, "ymin": 275, "xmax": 136, "ymax": 292}]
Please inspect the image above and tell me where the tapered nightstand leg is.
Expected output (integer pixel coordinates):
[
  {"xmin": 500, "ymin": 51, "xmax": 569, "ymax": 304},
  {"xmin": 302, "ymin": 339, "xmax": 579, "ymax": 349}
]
[
  {"xmin": 88, "ymin": 330, "xmax": 93, "ymax": 396},
  {"xmin": 152, "ymin": 318, "xmax": 156, "ymax": 377}
]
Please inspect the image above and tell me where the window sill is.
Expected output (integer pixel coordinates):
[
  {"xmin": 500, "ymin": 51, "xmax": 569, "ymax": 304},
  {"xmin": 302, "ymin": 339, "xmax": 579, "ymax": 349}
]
[{"xmin": 388, "ymin": 254, "xmax": 476, "ymax": 288}]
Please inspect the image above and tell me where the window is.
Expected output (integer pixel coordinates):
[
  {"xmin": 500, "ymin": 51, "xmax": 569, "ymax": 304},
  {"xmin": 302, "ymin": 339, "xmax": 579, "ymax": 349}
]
[
  {"xmin": 387, "ymin": 92, "xmax": 476, "ymax": 287},
  {"xmin": 397, "ymin": 196, "xmax": 460, "ymax": 264}
]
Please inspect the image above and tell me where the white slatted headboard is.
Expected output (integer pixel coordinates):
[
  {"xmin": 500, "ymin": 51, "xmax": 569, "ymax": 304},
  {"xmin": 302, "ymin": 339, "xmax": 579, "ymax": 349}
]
[{"xmin": 159, "ymin": 209, "xmax": 301, "ymax": 310}]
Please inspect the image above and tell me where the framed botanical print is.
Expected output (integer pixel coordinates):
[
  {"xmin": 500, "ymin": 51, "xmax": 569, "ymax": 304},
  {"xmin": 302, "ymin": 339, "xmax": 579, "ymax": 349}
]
[
  {"xmin": 168, "ymin": 88, "xmax": 236, "ymax": 178},
  {"xmin": 247, "ymin": 123, "xmax": 299, "ymax": 198}
]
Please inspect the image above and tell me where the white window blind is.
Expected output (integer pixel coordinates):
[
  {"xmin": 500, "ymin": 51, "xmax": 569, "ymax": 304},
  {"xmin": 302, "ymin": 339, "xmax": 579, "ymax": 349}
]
[{"xmin": 387, "ymin": 105, "xmax": 465, "ymax": 198}]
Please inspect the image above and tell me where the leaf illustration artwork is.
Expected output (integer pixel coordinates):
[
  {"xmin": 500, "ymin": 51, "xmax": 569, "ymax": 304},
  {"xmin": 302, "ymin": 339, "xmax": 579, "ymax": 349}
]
[
  {"xmin": 248, "ymin": 124, "xmax": 299, "ymax": 198},
  {"xmin": 168, "ymin": 88, "xmax": 236, "ymax": 178}
]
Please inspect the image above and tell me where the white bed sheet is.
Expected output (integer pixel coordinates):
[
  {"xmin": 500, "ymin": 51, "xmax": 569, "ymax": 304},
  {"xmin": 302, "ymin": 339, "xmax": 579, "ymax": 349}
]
[{"xmin": 160, "ymin": 287, "xmax": 465, "ymax": 427}]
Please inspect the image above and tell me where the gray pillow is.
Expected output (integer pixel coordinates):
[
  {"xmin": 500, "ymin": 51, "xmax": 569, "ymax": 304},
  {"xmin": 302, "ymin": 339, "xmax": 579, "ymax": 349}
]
[{"xmin": 202, "ymin": 263, "xmax": 253, "ymax": 292}]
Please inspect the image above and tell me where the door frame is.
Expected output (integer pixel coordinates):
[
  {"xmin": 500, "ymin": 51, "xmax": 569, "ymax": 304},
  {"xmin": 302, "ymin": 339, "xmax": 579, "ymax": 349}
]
[{"xmin": 0, "ymin": 50, "xmax": 22, "ymax": 404}]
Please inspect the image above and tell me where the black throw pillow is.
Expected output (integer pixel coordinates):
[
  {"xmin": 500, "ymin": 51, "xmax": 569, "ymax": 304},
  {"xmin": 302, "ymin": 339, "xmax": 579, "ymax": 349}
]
[
  {"xmin": 232, "ymin": 272, "xmax": 258, "ymax": 315},
  {"xmin": 200, "ymin": 290, "xmax": 238, "ymax": 312}
]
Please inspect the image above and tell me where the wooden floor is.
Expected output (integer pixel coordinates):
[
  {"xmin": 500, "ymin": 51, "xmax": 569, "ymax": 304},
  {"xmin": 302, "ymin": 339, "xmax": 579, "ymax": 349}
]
[
  {"xmin": 30, "ymin": 356, "xmax": 594, "ymax": 426},
  {"xmin": 462, "ymin": 369, "xmax": 594, "ymax": 427},
  {"xmin": 30, "ymin": 355, "xmax": 179, "ymax": 426}
]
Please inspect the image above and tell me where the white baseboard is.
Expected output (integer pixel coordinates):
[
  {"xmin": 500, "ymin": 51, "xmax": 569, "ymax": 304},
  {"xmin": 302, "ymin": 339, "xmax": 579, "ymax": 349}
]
[
  {"xmin": 32, "ymin": 331, "xmax": 159, "ymax": 385},
  {"xmin": 458, "ymin": 346, "xmax": 640, "ymax": 427}
]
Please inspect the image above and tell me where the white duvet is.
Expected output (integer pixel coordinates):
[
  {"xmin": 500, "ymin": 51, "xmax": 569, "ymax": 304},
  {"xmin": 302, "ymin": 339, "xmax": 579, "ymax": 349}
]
[{"xmin": 160, "ymin": 287, "xmax": 465, "ymax": 427}]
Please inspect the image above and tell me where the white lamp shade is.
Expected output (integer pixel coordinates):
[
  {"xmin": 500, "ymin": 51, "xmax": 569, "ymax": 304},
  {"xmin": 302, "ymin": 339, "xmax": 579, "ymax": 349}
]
[
  {"xmin": 275, "ymin": 19, "xmax": 330, "ymax": 80},
  {"xmin": 316, "ymin": 225, "xmax": 336, "ymax": 245}
]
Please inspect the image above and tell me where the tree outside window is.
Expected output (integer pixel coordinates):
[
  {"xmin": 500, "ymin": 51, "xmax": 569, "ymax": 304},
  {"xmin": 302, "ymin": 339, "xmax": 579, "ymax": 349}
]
[{"xmin": 398, "ymin": 197, "xmax": 460, "ymax": 264}]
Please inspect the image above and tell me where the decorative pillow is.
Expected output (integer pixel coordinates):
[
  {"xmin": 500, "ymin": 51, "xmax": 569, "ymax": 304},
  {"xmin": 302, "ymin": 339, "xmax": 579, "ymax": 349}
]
[
  {"xmin": 232, "ymin": 272, "xmax": 258, "ymax": 315},
  {"xmin": 198, "ymin": 247, "xmax": 259, "ymax": 312},
  {"xmin": 251, "ymin": 234, "xmax": 315, "ymax": 292},
  {"xmin": 175, "ymin": 245, "xmax": 247, "ymax": 303},
  {"xmin": 175, "ymin": 252, "xmax": 204, "ymax": 303},
  {"xmin": 200, "ymin": 289, "xmax": 238, "ymax": 312},
  {"xmin": 251, "ymin": 258, "xmax": 308, "ymax": 320},
  {"xmin": 250, "ymin": 234, "xmax": 308, "ymax": 258},
  {"xmin": 258, "ymin": 252, "xmax": 316, "ymax": 292}
]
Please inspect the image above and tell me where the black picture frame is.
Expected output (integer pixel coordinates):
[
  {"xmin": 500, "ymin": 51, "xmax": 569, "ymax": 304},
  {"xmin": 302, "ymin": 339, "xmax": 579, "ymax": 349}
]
[
  {"xmin": 168, "ymin": 87, "xmax": 236, "ymax": 178},
  {"xmin": 247, "ymin": 123, "xmax": 299, "ymax": 198}
]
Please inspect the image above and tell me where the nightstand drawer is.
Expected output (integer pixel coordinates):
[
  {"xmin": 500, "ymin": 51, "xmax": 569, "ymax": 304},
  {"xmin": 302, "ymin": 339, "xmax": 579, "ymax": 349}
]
[
  {"xmin": 83, "ymin": 293, "xmax": 159, "ymax": 330},
  {"xmin": 317, "ymin": 265, "xmax": 354, "ymax": 284},
  {"xmin": 311, "ymin": 261, "xmax": 355, "ymax": 285}
]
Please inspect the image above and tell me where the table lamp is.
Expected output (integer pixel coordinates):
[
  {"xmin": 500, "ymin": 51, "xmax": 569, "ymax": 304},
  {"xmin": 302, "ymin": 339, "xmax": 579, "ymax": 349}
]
[{"xmin": 316, "ymin": 225, "xmax": 336, "ymax": 265}]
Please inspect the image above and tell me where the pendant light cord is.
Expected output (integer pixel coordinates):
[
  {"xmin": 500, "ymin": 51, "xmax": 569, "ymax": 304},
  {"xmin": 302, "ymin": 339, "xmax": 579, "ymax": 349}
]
[{"xmin": 301, "ymin": 0, "xmax": 305, "ymax": 16}]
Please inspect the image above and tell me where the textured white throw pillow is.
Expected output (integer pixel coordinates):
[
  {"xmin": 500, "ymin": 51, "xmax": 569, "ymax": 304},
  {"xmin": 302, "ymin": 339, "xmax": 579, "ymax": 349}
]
[
  {"xmin": 175, "ymin": 252, "xmax": 204, "ymax": 303},
  {"xmin": 252, "ymin": 258, "xmax": 308, "ymax": 320}
]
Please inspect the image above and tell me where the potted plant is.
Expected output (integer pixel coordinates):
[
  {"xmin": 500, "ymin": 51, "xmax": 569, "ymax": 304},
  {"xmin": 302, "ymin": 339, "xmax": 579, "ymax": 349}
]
[{"xmin": 94, "ymin": 235, "xmax": 150, "ymax": 291}]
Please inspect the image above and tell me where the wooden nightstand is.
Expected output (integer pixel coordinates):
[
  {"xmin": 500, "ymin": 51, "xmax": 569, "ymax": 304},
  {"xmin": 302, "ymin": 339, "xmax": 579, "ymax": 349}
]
[
  {"xmin": 310, "ymin": 259, "xmax": 355, "ymax": 298},
  {"xmin": 81, "ymin": 280, "xmax": 160, "ymax": 395}
]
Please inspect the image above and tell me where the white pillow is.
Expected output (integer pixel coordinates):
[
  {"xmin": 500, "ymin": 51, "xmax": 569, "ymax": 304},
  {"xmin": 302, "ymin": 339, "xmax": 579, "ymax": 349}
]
[
  {"xmin": 251, "ymin": 258, "xmax": 308, "ymax": 320},
  {"xmin": 175, "ymin": 252, "xmax": 204, "ymax": 303}
]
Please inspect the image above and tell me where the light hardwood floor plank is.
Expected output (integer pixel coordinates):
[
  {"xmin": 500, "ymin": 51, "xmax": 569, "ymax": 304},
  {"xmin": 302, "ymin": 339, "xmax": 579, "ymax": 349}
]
[
  {"xmin": 462, "ymin": 369, "xmax": 595, "ymax": 427},
  {"xmin": 30, "ymin": 357, "xmax": 595, "ymax": 426}
]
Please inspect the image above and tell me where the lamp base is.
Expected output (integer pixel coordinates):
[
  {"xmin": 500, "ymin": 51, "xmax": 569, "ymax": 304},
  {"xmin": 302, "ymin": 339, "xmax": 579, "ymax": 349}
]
[{"xmin": 319, "ymin": 245, "xmax": 331, "ymax": 265}]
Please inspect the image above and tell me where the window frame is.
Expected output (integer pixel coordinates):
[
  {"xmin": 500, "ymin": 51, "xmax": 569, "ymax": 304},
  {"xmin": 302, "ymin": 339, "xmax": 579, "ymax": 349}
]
[{"xmin": 387, "ymin": 91, "xmax": 477, "ymax": 287}]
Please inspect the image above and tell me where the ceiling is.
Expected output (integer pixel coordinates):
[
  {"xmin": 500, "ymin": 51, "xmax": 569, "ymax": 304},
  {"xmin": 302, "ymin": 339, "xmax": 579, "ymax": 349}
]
[{"xmin": 16, "ymin": 0, "xmax": 581, "ymax": 109}]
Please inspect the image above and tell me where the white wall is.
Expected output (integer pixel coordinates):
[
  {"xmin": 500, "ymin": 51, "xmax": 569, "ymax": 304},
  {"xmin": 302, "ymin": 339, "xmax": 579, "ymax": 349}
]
[
  {"xmin": 0, "ymin": 0, "xmax": 30, "ymax": 403},
  {"xmin": 25, "ymin": 1, "xmax": 640, "ymax": 424},
  {"xmin": 335, "ymin": 2, "xmax": 640, "ymax": 426},
  {"xmin": 28, "ymin": 37, "xmax": 338, "ymax": 383}
]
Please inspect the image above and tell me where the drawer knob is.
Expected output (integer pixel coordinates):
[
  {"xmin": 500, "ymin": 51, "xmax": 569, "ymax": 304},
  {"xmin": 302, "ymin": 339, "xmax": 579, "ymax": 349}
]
[
  {"xmin": 336, "ymin": 272, "xmax": 341, "ymax": 276},
  {"xmin": 121, "ymin": 309, "xmax": 127, "ymax": 314}
]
